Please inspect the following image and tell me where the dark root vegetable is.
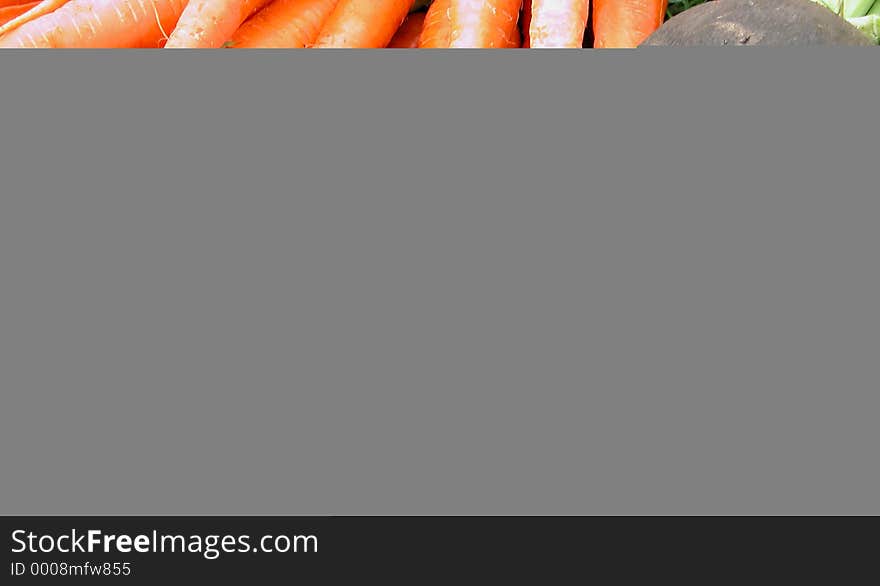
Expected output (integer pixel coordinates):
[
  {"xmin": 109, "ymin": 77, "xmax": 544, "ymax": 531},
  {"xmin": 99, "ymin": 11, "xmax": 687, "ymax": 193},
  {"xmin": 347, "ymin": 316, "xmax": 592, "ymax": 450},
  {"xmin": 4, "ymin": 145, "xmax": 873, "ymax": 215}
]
[{"xmin": 642, "ymin": 0, "xmax": 874, "ymax": 46}]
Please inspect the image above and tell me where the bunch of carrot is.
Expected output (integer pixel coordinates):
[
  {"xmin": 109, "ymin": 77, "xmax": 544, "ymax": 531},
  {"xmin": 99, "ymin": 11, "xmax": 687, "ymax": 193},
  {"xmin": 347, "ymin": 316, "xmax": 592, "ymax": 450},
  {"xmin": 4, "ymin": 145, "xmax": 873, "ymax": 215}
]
[{"xmin": 0, "ymin": 0, "xmax": 668, "ymax": 49}]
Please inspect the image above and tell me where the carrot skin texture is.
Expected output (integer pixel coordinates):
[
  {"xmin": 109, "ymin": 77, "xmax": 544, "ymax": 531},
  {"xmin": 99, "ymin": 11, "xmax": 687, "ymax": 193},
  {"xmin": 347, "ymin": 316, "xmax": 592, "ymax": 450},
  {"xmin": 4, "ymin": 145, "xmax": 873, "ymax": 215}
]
[
  {"xmin": 0, "ymin": 2, "xmax": 40, "ymax": 25},
  {"xmin": 417, "ymin": 0, "xmax": 451, "ymax": 47},
  {"xmin": 451, "ymin": 0, "xmax": 521, "ymax": 47},
  {"xmin": 387, "ymin": 9, "xmax": 425, "ymax": 47},
  {"xmin": 312, "ymin": 0, "xmax": 411, "ymax": 48},
  {"xmin": 165, "ymin": 0, "xmax": 271, "ymax": 47},
  {"xmin": 505, "ymin": 18, "xmax": 520, "ymax": 46},
  {"xmin": 230, "ymin": 0, "xmax": 338, "ymax": 47},
  {"xmin": 528, "ymin": 0, "xmax": 588, "ymax": 48},
  {"xmin": 419, "ymin": 0, "xmax": 522, "ymax": 48},
  {"xmin": 0, "ymin": 0, "xmax": 188, "ymax": 47},
  {"xmin": 592, "ymin": 0, "xmax": 666, "ymax": 48},
  {"xmin": 0, "ymin": 0, "xmax": 67, "ymax": 36}
]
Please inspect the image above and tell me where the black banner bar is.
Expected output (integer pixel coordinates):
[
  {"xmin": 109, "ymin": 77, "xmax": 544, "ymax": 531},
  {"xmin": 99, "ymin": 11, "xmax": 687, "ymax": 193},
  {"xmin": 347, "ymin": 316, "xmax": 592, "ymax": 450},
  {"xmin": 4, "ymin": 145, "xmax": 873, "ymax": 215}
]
[{"xmin": 1, "ymin": 516, "xmax": 868, "ymax": 582}]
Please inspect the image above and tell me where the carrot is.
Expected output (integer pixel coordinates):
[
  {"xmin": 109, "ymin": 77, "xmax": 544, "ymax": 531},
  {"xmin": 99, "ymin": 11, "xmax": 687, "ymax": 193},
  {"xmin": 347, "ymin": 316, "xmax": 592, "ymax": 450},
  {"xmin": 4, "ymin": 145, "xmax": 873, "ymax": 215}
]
[
  {"xmin": 418, "ymin": 0, "xmax": 522, "ymax": 48},
  {"xmin": 312, "ymin": 0, "xmax": 411, "ymax": 47},
  {"xmin": 418, "ymin": 0, "xmax": 451, "ymax": 47},
  {"xmin": 451, "ymin": 0, "xmax": 521, "ymax": 47},
  {"xmin": 0, "ymin": 0, "xmax": 188, "ymax": 47},
  {"xmin": 0, "ymin": 0, "xmax": 66, "ymax": 37},
  {"xmin": 592, "ymin": 0, "xmax": 667, "ymax": 48},
  {"xmin": 387, "ymin": 9, "xmax": 425, "ymax": 47},
  {"xmin": 229, "ymin": 0, "xmax": 339, "ymax": 48},
  {"xmin": 1, "ymin": 1, "xmax": 39, "ymax": 25},
  {"xmin": 165, "ymin": 0, "xmax": 272, "ymax": 47},
  {"xmin": 528, "ymin": 0, "xmax": 588, "ymax": 47},
  {"xmin": 521, "ymin": 0, "xmax": 531, "ymax": 46},
  {"xmin": 1, "ymin": 2, "xmax": 37, "ymax": 23}
]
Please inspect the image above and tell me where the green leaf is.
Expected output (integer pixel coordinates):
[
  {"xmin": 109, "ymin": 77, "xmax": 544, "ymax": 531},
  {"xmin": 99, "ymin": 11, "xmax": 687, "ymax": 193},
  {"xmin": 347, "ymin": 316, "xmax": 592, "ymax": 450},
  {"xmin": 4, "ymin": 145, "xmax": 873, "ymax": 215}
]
[
  {"xmin": 810, "ymin": 0, "xmax": 880, "ymax": 42},
  {"xmin": 844, "ymin": 0, "xmax": 876, "ymax": 18},
  {"xmin": 848, "ymin": 14, "xmax": 880, "ymax": 42},
  {"xmin": 810, "ymin": 0, "xmax": 844, "ymax": 15}
]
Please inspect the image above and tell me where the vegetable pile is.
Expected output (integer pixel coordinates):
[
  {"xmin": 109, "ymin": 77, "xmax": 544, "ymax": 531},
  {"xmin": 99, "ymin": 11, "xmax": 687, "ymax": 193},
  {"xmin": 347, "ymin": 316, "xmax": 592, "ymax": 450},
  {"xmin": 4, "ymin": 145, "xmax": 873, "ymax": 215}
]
[
  {"xmin": 0, "ymin": 0, "xmax": 875, "ymax": 47},
  {"xmin": 0, "ymin": 0, "xmax": 666, "ymax": 47}
]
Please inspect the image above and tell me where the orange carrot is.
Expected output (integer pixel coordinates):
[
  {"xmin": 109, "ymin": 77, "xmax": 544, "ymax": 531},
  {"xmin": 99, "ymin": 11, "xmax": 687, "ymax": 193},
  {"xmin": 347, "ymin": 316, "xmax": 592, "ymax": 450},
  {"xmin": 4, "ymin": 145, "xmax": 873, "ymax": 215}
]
[
  {"xmin": 418, "ymin": 0, "xmax": 451, "ymax": 47},
  {"xmin": 387, "ymin": 9, "xmax": 425, "ymax": 47},
  {"xmin": 0, "ymin": 0, "xmax": 188, "ymax": 48},
  {"xmin": 312, "ymin": 0, "xmax": 411, "ymax": 48},
  {"xmin": 418, "ymin": 0, "xmax": 522, "ymax": 48},
  {"xmin": 528, "ymin": 0, "xmax": 588, "ymax": 48},
  {"xmin": 229, "ymin": 0, "xmax": 338, "ymax": 48},
  {"xmin": 1, "ymin": 1, "xmax": 39, "ymax": 25},
  {"xmin": 0, "ymin": 0, "xmax": 66, "ymax": 37},
  {"xmin": 165, "ymin": 0, "xmax": 271, "ymax": 47},
  {"xmin": 592, "ymin": 0, "xmax": 666, "ymax": 48}
]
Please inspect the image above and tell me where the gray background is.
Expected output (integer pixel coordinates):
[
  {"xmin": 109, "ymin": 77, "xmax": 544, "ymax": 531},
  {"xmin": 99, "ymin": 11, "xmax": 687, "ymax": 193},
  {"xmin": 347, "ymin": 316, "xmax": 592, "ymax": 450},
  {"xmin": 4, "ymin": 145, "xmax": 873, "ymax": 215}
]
[{"xmin": 1, "ymin": 50, "xmax": 877, "ymax": 515}]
